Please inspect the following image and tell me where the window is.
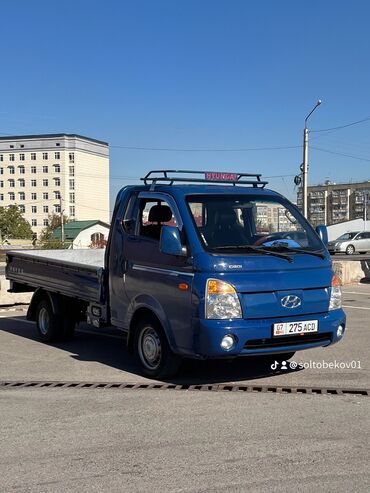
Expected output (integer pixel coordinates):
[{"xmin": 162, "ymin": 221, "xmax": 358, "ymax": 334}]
[
  {"xmin": 31, "ymin": 180, "xmax": 37, "ymax": 187},
  {"xmin": 55, "ymin": 151, "xmax": 60, "ymax": 159},
  {"xmin": 69, "ymin": 179, "xmax": 75, "ymax": 190},
  {"xmin": 0, "ymin": 168, "xmax": 3, "ymax": 175},
  {"xmin": 43, "ymin": 166, "xmax": 48, "ymax": 173},
  {"xmin": 54, "ymin": 191, "xmax": 61, "ymax": 199},
  {"xmin": 69, "ymin": 166, "xmax": 75, "ymax": 176},
  {"xmin": 137, "ymin": 199, "xmax": 177, "ymax": 240},
  {"xmin": 54, "ymin": 164, "xmax": 60, "ymax": 173},
  {"xmin": 0, "ymin": 154, "xmax": 3, "ymax": 161},
  {"xmin": 8, "ymin": 166, "xmax": 15, "ymax": 174},
  {"xmin": 43, "ymin": 192, "xmax": 49, "ymax": 199},
  {"xmin": 19, "ymin": 192, "xmax": 25, "ymax": 200},
  {"xmin": 91, "ymin": 232, "xmax": 104, "ymax": 244},
  {"xmin": 54, "ymin": 204, "xmax": 61, "ymax": 213},
  {"xmin": 31, "ymin": 219, "xmax": 37, "ymax": 227},
  {"xmin": 42, "ymin": 152, "xmax": 48, "ymax": 160},
  {"xmin": 18, "ymin": 165, "xmax": 25, "ymax": 174},
  {"xmin": 43, "ymin": 205, "xmax": 49, "ymax": 213},
  {"xmin": 10, "ymin": 145, "xmax": 14, "ymax": 149},
  {"xmin": 54, "ymin": 177, "xmax": 60, "ymax": 186},
  {"xmin": 31, "ymin": 193, "xmax": 37, "ymax": 200},
  {"xmin": 0, "ymin": 194, "xmax": 3, "ymax": 201},
  {"xmin": 31, "ymin": 166, "xmax": 37, "ymax": 174},
  {"xmin": 8, "ymin": 179, "xmax": 15, "ymax": 187},
  {"xmin": 19, "ymin": 153, "xmax": 25, "ymax": 161},
  {"xmin": 56, "ymin": 143, "xmax": 60, "ymax": 147},
  {"xmin": 43, "ymin": 179, "xmax": 48, "ymax": 186},
  {"xmin": 43, "ymin": 219, "xmax": 49, "ymax": 226},
  {"xmin": 19, "ymin": 205, "xmax": 25, "ymax": 213},
  {"xmin": 69, "ymin": 152, "xmax": 74, "ymax": 163},
  {"xmin": 18, "ymin": 179, "xmax": 25, "ymax": 187},
  {"xmin": 9, "ymin": 154, "xmax": 15, "ymax": 161},
  {"xmin": 0, "ymin": 181, "xmax": 3, "ymax": 188},
  {"xmin": 69, "ymin": 206, "xmax": 75, "ymax": 216},
  {"xmin": 31, "ymin": 153, "xmax": 36, "ymax": 160},
  {"xmin": 31, "ymin": 206, "xmax": 37, "ymax": 213},
  {"xmin": 69, "ymin": 192, "xmax": 75, "ymax": 203},
  {"xmin": 20, "ymin": 145, "xmax": 24, "ymax": 148},
  {"xmin": 9, "ymin": 192, "xmax": 15, "ymax": 200}
]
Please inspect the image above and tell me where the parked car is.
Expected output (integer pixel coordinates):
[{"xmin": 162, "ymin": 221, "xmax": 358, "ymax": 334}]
[
  {"xmin": 328, "ymin": 231, "xmax": 370, "ymax": 255},
  {"xmin": 6, "ymin": 170, "xmax": 346, "ymax": 378}
]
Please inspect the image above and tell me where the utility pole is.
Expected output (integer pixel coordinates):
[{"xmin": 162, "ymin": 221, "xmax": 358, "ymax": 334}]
[
  {"xmin": 302, "ymin": 100, "xmax": 322, "ymax": 219},
  {"xmin": 60, "ymin": 196, "xmax": 65, "ymax": 244}
]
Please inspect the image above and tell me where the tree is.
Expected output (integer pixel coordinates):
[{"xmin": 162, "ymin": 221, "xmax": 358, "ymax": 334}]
[
  {"xmin": 0, "ymin": 205, "xmax": 33, "ymax": 240},
  {"xmin": 39, "ymin": 213, "xmax": 69, "ymax": 248}
]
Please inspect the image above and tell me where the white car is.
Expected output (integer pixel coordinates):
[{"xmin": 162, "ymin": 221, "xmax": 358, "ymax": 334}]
[{"xmin": 328, "ymin": 231, "xmax": 370, "ymax": 255}]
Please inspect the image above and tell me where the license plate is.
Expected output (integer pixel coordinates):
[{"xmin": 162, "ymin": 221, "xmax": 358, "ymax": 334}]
[{"xmin": 273, "ymin": 320, "xmax": 318, "ymax": 337}]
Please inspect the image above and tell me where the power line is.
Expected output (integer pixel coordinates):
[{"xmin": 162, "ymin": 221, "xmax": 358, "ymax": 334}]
[
  {"xmin": 311, "ymin": 116, "xmax": 370, "ymax": 133},
  {"xmin": 311, "ymin": 146, "xmax": 370, "ymax": 163}
]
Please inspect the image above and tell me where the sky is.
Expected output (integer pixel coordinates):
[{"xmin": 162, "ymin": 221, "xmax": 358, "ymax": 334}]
[{"xmin": 1, "ymin": 0, "xmax": 370, "ymax": 210}]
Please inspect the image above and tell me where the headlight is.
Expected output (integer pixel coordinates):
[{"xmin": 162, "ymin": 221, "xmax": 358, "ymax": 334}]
[
  {"xmin": 206, "ymin": 279, "xmax": 242, "ymax": 319},
  {"xmin": 329, "ymin": 274, "xmax": 342, "ymax": 310}
]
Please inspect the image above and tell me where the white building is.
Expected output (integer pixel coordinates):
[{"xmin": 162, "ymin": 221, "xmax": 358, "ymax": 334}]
[{"xmin": 0, "ymin": 134, "xmax": 109, "ymax": 237}]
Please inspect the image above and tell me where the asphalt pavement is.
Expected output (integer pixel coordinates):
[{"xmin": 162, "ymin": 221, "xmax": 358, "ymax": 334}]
[{"xmin": 0, "ymin": 284, "xmax": 369, "ymax": 492}]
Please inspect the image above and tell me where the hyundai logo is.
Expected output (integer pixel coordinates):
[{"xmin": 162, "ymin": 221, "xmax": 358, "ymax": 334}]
[{"xmin": 281, "ymin": 295, "xmax": 301, "ymax": 309}]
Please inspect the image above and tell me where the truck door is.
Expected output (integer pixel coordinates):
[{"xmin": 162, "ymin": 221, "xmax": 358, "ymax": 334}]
[{"xmin": 112, "ymin": 192, "xmax": 194, "ymax": 353}]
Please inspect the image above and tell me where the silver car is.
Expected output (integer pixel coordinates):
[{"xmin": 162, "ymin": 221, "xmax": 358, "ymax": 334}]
[{"xmin": 328, "ymin": 231, "xmax": 370, "ymax": 255}]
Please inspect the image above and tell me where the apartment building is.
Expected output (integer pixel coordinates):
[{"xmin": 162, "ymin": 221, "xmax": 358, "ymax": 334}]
[
  {"xmin": 0, "ymin": 134, "xmax": 109, "ymax": 236},
  {"xmin": 297, "ymin": 180, "xmax": 370, "ymax": 226}
]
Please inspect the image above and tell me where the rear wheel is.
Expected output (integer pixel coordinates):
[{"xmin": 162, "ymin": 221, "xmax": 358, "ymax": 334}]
[
  {"xmin": 36, "ymin": 299, "xmax": 63, "ymax": 342},
  {"xmin": 134, "ymin": 316, "xmax": 181, "ymax": 379},
  {"xmin": 346, "ymin": 244, "xmax": 355, "ymax": 255}
]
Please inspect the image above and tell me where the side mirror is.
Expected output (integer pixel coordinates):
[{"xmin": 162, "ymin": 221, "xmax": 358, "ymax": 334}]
[
  {"xmin": 160, "ymin": 226, "xmax": 187, "ymax": 257},
  {"xmin": 316, "ymin": 224, "xmax": 328, "ymax": 246}
]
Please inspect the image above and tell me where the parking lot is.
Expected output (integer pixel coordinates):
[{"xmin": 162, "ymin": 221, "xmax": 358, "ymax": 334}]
[{"xmin": 1, "ymin": 284, "xmax": 369, "ymax": 492}]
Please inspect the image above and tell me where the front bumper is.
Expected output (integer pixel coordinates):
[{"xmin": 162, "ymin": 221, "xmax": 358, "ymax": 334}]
[
  {"xmin": 192, "ymin": 309, "xmax": 346, "ymax": 358},
  {"xmin": 328, "ymin": 243, "xmax": 346, "ymax": 253}
]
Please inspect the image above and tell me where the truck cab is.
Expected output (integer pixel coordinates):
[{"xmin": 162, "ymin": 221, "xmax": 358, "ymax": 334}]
[{"xmin": 107, "ymin": 170, "xmax": 346, "ymax": 377}]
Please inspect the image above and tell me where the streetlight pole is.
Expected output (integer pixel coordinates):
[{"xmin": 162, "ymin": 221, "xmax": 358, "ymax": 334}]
[{"xmin": 302, "ymin": 99, "xmax": 322, "ymax": 219}]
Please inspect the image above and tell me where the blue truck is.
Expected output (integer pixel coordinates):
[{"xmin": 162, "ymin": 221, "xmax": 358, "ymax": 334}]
[{"xmin": 6, "ymin": 170, "xmax": 346, "ymax": 378}]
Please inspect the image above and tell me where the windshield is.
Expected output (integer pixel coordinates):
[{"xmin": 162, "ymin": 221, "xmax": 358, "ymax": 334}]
[
  {"xmin": 336, "ymin": 232, "xmax": 359, "ymax": 241},
  {"xmin": 187, "ymin": 195, "xmax": 323, "ymax": 253}
]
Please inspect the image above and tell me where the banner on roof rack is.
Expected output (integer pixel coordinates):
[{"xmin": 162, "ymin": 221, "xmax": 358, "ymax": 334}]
[{"xmin": 205, "ymin": 172, "xmax": 238, "ymax": 182}]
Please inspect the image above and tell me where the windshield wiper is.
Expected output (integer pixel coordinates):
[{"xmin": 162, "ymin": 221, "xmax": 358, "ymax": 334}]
[
  {"xmin": 212, "ymin": 245, "xmax": 293, "ymax": 262},
  {"xmin": 263, "ymin": 244, "xmax": 326, "ymax": 259}
]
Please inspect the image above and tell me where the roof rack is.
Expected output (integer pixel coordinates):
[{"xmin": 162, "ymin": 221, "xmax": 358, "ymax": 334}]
[{"xmin": 141, "ymin": 170, "xmax": 268, "ymax": 189}]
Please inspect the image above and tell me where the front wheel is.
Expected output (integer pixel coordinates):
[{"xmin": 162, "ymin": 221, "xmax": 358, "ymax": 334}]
[
  {"xmin": 346, "ymin": 244, "xmax": 355, "ymax": 255},
  {"xmin": 134, "ymin": 317, "xmax": 181, "ymax": 379}
]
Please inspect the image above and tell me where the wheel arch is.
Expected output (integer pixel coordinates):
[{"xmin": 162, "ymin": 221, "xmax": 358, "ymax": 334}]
[
  {"xmin": 126, "ymin": 296, "xmax": 175, "ymax": 354},
  {"xmin": 27, "ymin": 289, "xmax": 64, "ymax": 321}
]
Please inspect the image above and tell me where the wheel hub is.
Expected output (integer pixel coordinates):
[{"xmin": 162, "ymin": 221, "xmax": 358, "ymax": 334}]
[
  {"xmin": 139, "ymin": 327, "xmax": 161, "ymax": 369},
  {"xmin": 38, "ymin": 307, "xmax": 50, "ymax": 335}
]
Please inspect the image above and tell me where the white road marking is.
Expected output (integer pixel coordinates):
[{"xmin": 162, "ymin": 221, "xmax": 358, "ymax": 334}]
[
  {"xmin": 342, "ymin": 305, "xmax": 370, "ymax": 310},
  {"xmin": 343, "ymin": 291, "xmax": 370, "ymax": 296}
]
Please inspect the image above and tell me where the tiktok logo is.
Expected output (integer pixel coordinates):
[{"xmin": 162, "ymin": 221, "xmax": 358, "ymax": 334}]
[{"xmin": 270, "ymin": 360, "xmax": 288, "ymax": 370}]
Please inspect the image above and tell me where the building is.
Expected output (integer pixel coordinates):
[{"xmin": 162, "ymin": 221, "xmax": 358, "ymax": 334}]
[
  {"xmin": 0, "ymin": 134, "xmax": 109, "ymax": 237},
  {"xmin": 256, "ymin": 203, "xmax": 296, "ymax": 232},
  {"xmin": 297, "ymin": 180, "xmax": 370, "ymax": 226},
  {"xmin": 52, "ymin": 220, "xmax": 110, "ymax": 249}
]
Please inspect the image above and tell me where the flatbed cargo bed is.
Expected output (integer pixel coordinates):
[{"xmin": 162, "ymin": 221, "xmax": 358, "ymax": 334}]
[{"xmin": 6, "ymin": 249, "xmax": 105, "ymax": 304}]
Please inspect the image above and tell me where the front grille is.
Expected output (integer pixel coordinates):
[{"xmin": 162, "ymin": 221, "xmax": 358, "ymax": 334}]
[{"xmin": 244, "ymin": 332, "xmax": 332, "ymax": 350}]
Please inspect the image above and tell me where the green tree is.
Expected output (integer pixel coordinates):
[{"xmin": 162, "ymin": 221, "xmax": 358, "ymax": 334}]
[
  {"xmin": 0, "ymin": 205, "xmax": 33, "ymax": 240},
  {"xmin": 39, "ymin": 213, "xmax": 69, "ymax": 248}
]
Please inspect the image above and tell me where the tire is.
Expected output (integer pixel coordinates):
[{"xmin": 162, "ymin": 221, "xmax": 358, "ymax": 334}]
[
  {"xmin": 134, "ymin": 316, "xmax": 181, "ymax": 379},
  {"xmin": 346, "ymin": 244, "xmax": 355, "ymax": 255},
  {"xmin": 35, "ymin": 298, "xmax": 63, "ymax": 342}
]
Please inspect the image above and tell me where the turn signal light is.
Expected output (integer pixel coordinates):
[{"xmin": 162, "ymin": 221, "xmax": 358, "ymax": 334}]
[
  {"xmin": 207, "ymin": 279, "xmax": 236, "ymax": 295},
  {"xmin": 332, "ymin": 274, "xmax": 341, "ymax": 287}
]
